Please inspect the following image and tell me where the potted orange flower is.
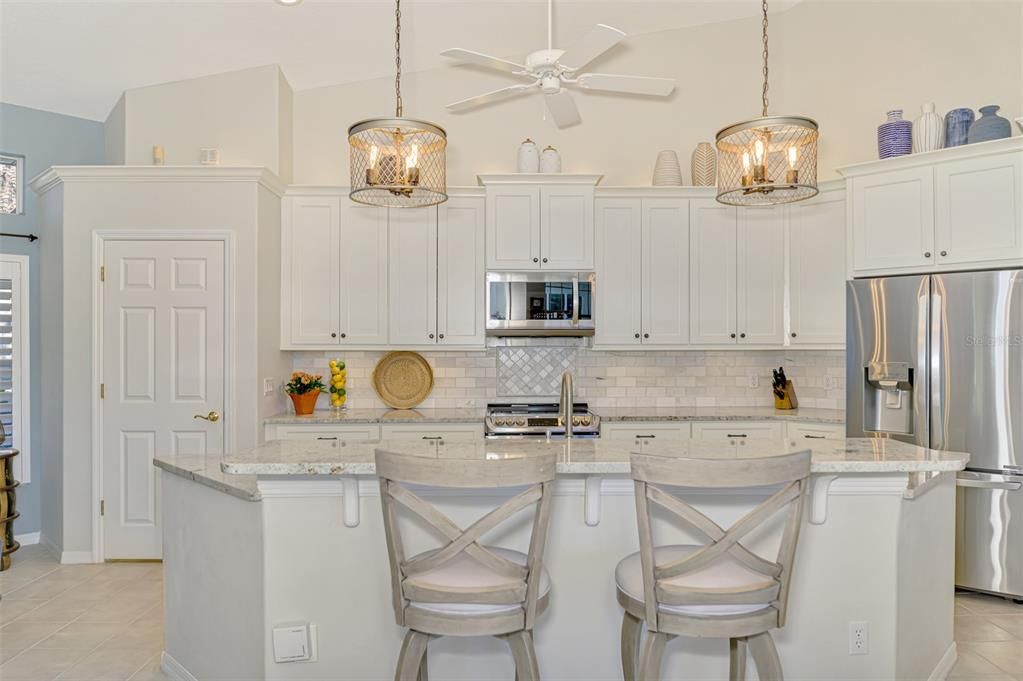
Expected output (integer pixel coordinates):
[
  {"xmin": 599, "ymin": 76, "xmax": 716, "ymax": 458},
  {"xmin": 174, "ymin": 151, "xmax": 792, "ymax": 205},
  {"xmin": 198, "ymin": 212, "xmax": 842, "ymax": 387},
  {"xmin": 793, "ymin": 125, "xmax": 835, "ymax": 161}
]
[{"xmin": 285, "ymin": 371, "xmax": 325, "ymax": 416}]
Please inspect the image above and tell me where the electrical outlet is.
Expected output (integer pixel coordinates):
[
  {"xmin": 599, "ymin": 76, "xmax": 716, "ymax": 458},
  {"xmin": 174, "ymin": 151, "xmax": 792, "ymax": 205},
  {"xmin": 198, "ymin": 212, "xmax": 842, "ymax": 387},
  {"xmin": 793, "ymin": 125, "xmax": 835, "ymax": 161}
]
[
  {"xmin": 849, "ymin": 621, "xmax": 868, "ymax": 655},
  {"xmin": 824, "ymin": 375, "xmax": 841, "ymax": 390},
  {"xmin": 263, "ymin": 378, "xmax": 275, "ymax": 396},
  {"xmin": 749, "ymin": 375, "xmax": 760, "ymax": 389}
]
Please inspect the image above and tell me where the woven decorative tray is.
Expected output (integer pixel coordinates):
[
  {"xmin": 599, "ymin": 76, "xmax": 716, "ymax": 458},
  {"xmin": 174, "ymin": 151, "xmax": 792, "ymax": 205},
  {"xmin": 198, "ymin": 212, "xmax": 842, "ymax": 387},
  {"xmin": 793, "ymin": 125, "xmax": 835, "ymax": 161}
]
[{"xmin": 372, "ymin": 352, "xmax": 434, "ymax": 409}]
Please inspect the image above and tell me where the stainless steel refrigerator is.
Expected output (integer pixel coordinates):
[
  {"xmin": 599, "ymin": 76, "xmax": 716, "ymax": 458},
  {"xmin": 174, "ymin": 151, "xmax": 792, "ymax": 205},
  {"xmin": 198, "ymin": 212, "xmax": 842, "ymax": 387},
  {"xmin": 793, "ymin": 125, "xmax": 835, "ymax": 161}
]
[{"xmin": 847, "ymin": 270, "xmax": 1023, "ymax": 599}]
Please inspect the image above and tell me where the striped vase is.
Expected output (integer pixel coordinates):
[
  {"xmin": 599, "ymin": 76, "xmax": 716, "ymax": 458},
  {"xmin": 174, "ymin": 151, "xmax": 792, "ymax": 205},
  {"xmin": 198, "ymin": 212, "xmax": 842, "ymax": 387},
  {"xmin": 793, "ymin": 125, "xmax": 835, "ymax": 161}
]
[
  {"xmin": 913, "ymin": 103, "xmax": 944, "ymax": 153},
  {"xmin": 878, "ymin": 110, "xmax": 912, "ymax": 159}
]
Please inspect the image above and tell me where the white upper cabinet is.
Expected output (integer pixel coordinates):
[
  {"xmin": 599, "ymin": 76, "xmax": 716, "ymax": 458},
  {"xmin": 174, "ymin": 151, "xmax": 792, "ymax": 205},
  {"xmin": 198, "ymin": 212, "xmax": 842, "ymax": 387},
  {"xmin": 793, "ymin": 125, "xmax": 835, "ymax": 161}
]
[
  {"xmin": 282, "ymin": 196, "xmax": 341, "ymax": 346},
  {"xmin": 642, "ymin": 199, "xmax": 690, "ymax": 345},
  {"xmin": 737, "ymin": 208, "xmax": 785, "ymax": 345},
  {"xmin": 481, "ymin": 176, "xmax": 600, "ymax": 270},
  {"xmin": 486, "ymin": 185, "xmax": 540, "ymax": 269},
  {"xmin": 843, "ymin": 138, "xmax": 1023, "ymax": 275},
  {"xmin": 540, "ymin": 185, "xmax": 595, "ymax": 269},
  {"xmin": 788, "ymin": 189, "xmax": 847, "ymax": 345},
  {"xmin": 689, "ymin": 200, "xmax": 738, "ymax": 344},
  {"xmin": 594, "ymin": 199, "xmax": 643, "ymax": 346},
  {"xmin": 389, "ymin": 208, "xmax": 438, "ymax": 345},
  {"xmin": 340, "ymin": 201, "xmax": 389, "ymax": 345},
  {"xmin": 438, "ymin": 197, "xmax": 486, "ymax": 347}
]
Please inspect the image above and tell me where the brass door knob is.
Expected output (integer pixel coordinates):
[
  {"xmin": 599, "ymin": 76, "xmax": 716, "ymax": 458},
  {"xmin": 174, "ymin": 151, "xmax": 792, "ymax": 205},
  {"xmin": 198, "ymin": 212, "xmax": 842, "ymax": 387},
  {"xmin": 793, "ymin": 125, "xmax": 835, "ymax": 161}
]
[{"xmin": 194, "ymin": 411, "xmax": 220, "ymax": 423}]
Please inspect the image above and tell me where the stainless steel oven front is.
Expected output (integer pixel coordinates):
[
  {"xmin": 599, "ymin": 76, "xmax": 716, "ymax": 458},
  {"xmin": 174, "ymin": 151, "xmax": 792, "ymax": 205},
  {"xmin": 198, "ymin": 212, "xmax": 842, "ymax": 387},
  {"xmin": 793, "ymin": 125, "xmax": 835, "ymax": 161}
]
[{"xmin": 486, "ymin": 272, "xmax": 595, "ymax": 336}]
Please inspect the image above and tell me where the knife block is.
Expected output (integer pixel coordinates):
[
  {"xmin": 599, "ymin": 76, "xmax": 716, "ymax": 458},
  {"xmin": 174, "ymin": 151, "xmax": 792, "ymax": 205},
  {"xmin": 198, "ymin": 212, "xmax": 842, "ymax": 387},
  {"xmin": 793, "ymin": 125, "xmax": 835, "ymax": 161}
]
[{"xmin": 774, "ymin": 381, "xmax": 799, "ymax": 410}]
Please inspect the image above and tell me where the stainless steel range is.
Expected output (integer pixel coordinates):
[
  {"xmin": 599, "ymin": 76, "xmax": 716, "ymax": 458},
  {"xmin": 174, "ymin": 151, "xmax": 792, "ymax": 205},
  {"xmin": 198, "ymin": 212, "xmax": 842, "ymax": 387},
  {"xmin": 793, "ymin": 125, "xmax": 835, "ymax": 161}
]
[{"xmin": 484, "ymin": 402, "xmax": 600, "ymax": 439}]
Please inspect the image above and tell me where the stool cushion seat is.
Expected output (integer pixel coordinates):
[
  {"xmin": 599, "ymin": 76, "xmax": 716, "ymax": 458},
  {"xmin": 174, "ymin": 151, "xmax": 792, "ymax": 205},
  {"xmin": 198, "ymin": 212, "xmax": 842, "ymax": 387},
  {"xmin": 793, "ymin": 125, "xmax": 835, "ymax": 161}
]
[
  {"xmin": 406, "ymin": 546, "xmax": 551, "ymax": 615},
  {"xmin": 616, "ymin": 544, "xmax": 774, "ymax": 616}
]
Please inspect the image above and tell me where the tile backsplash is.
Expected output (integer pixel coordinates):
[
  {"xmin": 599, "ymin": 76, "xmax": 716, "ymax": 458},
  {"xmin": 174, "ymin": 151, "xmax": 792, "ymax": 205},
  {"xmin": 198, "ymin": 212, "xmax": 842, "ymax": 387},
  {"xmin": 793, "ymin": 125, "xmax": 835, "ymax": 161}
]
[{"xmin": 291, "ymin": 342, "xmax": 845, "ymax": 411}]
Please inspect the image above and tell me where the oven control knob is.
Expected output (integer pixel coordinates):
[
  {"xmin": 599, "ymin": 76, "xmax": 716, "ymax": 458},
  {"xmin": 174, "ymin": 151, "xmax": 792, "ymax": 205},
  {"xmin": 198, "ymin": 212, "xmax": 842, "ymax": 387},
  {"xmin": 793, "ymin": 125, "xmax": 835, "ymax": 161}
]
[
  {"xmin": 495, "ymin": 418, "xmax": 507, "ymax": 426},
  {"xmin": 581, "ymin": 416, "xmax": 591, "ymax": 426},
  {"xmin": 572, "ymin": 416, "xmax": 582, "ymax": 426},
  {"xmin": 516, "ymin": 418, "xmax": 527, "ymax": 426}
]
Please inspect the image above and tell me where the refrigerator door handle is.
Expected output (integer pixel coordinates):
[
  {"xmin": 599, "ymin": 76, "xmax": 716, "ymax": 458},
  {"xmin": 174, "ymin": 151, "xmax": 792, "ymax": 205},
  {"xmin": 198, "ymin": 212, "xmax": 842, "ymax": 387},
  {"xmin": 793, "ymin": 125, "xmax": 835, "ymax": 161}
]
[
  {"xmin": 957, "ymin": 471, "xmax": 1023, "ymax": 491},
  {"xmin": 929, "ymin": 278, "xmax": 945, "ymax": 451}
]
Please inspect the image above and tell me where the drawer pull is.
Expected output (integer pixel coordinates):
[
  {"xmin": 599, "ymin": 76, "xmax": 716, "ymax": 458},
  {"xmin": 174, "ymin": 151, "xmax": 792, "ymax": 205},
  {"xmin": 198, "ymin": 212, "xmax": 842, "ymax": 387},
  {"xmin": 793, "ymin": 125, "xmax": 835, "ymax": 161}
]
[
  {"xmin": 803, "ymin": 434, "xmax": 826, "ymax": 439},
  {"xmin": 316, "ymin": 436, "xmax": 338, "ymax": 441},
  {"xmin": 726, "ymin": 433, "xmax": 748, "ymax": 438},
  {"xmin": 635, "ymin": 435, "xmax": 657, "ymax": 439},
  {"xmin": 421, "ymin": 436, "xmax": 443, "ymax": 440}
]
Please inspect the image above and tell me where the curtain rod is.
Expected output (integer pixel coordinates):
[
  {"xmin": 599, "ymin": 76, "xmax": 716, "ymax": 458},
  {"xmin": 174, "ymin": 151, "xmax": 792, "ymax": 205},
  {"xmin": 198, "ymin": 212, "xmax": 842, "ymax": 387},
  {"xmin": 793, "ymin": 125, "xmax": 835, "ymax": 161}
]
[{"xmin": 0, "ymin": 232, "xmax": 38, "ymax": 242}]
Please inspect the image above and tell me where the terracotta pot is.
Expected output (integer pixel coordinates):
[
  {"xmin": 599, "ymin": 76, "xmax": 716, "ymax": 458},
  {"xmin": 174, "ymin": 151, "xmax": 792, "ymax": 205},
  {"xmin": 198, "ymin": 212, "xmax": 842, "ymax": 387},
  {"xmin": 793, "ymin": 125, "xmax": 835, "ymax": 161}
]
[{"xmin": 289, "ymin": 391, "xmax": 320, "ymax": 416}]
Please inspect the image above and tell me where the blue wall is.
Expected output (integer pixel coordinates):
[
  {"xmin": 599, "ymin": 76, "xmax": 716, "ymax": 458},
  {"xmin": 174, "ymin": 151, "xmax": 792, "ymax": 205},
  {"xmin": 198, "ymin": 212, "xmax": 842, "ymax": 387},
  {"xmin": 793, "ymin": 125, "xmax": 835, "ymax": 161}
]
[{"xmin": 0, "ymin": 102, "xmax": 104, "ymax": 536}]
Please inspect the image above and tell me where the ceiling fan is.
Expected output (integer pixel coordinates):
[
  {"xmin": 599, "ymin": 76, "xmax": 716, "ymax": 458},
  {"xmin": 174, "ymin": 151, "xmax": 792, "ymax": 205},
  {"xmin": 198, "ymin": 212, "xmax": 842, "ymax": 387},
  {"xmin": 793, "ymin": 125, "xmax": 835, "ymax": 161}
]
[{"xmin": 440, "ymin": 0, "xmax": 676, "ymax": 128}]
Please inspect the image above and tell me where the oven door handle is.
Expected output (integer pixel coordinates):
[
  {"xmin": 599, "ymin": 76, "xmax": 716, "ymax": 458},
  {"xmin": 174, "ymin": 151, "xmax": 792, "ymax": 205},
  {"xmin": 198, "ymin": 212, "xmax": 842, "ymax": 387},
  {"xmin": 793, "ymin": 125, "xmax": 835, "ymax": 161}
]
[{"xmin": 572, "ymin": 277, "xmax": 580, "ymax": 326}]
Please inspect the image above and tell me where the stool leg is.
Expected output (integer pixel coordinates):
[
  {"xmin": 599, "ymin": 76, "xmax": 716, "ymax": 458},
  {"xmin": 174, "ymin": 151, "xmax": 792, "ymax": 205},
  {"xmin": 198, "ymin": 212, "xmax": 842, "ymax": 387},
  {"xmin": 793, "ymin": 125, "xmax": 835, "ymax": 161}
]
[
  {"xmin": 506, "ymin": 630, "xmax": 540, "ymax": 681},
  {"xmin": 418, "ymin": 644, "xmax": 429, "ymax": 681},
  {"xmin": 729, "ymin": 638, "xmax": 747, "ymax": 681},
  {"xmin": 747, "ymin": 632, "xmax": 783, "ymax": 681},
  {"xmin": 395, "ymin": 631, "xmax": 429, "ymax": 681},
  {"xmin": 621, "ymin": 612, "xmax": 642, "ymax": 681},
  {"xmin": 637, "ymin": 631, "xmax": 668, "ymax": 681}
]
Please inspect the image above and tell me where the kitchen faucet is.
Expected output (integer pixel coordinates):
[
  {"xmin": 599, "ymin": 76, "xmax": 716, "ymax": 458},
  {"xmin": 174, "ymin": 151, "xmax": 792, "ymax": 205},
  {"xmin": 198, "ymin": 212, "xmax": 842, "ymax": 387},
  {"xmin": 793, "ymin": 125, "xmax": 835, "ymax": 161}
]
[{"xmin": 560, "ymin": 371, "xmax": 574, "ymax": 439}]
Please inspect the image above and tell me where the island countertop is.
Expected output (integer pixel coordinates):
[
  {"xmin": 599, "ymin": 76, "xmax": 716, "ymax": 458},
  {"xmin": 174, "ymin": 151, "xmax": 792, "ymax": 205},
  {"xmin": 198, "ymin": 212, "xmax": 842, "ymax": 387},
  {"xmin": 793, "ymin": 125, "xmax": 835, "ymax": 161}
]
[{"xmin": 215, "ymin": 437, "xmax": 967, "ymax": 477}]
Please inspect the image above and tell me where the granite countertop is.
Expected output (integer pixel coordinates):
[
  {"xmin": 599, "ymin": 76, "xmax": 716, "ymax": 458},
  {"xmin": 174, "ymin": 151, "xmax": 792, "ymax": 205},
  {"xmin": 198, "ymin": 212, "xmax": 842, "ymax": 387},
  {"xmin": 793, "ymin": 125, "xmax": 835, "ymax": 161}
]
[
  {"xmin": 264, "ymin": 406, "xmax": 844, "ymax": 426},
  {"xmin": 216, "ymin": 437, "xmax": 967, "ymax": 477},
  {"xmin": 154, "ymin": 454, "xmax": 261, "ymax": 501}
]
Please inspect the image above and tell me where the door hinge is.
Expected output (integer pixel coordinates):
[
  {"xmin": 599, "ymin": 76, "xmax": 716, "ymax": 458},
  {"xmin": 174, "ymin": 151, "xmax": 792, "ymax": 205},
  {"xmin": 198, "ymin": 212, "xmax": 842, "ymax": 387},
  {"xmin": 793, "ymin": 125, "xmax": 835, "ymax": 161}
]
[
  {"xmin": 99, "ymin": 383, "xmax": 105, "ymax": 399},
  {"xmin": 99, "ymin": 265, "xmax": 105, "ymax": 282},
  {"xmin": 100, "ymin": 500, "xmax": 105, "ymax": 516}
]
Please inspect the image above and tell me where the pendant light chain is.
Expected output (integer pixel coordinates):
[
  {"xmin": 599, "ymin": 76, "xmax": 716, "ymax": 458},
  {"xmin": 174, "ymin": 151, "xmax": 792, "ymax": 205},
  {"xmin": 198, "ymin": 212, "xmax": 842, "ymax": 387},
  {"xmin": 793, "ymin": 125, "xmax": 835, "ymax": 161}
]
[
  {"xmin": 394, "ymin": 0, "xmax": 403, "ymax": 117},
  {"xmin": 761, "ymin": 0, "xmax": 769, "ymax": 117}
]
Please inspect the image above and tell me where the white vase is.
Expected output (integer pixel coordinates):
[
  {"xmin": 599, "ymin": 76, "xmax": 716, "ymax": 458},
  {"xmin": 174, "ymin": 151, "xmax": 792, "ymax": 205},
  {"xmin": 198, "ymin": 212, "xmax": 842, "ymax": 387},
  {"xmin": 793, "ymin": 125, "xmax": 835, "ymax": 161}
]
[
  {"xmin": 517, "ymin": 139, "xmax": 539, "ymax": 173},
  {"xmin": 690, "ymin": 142, "xmax": 716, "ymax": 186},
  {"xmin": 913, "ymin": 103, "xmax": 944, "ymax": 153},
  {"xmin": 539, "ymin": 146, "xmax": 561, "ymax": 173},
  {"xmin": 652, "ymin": 150, "xmax": 683, "ymax": 186}
]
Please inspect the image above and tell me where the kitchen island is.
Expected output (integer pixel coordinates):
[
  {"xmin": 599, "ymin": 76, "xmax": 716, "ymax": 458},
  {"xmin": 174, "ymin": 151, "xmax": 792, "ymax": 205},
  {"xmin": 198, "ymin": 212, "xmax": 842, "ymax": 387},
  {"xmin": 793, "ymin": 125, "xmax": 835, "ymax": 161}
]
[{"xmin": 155, "ymin": 437, "xmax": 967, "ymax": 681}]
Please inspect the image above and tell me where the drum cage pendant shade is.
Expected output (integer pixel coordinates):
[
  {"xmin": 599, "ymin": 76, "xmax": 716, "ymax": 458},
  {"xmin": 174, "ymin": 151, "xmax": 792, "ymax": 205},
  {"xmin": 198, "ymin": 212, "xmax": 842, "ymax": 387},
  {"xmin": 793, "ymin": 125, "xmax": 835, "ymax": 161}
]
[
  {"xmin": 348, "ymin": 0, "xmax": 447, "ymax": 208},
  {"xmin": 715, "ymin": 0, "xmax": 818, "ymax": 206}
]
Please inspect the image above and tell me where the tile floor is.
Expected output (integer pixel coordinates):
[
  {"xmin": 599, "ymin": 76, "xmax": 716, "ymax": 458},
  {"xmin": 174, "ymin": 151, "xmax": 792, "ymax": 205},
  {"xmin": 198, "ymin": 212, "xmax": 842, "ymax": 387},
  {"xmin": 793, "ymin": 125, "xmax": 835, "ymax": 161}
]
[{"xmin": 2, "ymin": 543, "xmax": 1022, "ymax": 680}]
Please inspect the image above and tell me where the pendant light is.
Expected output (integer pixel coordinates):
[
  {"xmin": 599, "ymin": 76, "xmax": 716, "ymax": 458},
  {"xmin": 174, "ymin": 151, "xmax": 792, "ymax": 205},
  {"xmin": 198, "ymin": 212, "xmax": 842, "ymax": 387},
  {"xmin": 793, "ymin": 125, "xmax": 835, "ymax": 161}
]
[
  {"xmin": 348, "ymin": 0, "xmax": 447, "ymax": 208},
  {"xmin": 715, "ymin": 0, "xmax": 818, "ymax": 206}
]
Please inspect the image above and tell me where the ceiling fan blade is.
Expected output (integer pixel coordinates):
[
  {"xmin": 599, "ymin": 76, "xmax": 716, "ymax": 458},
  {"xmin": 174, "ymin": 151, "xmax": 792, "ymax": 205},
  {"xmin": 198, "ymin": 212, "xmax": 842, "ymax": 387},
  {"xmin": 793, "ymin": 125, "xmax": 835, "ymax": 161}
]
[
  {"xmin": 558, "ymin": 24, "xmax": 626, "ymax": 71},
  {"xmin": 447, "ymin": 83, "xmax": 538, "ymax": 112},
  {"xmin": 576, "ymin": 73, "xmax": 676, "ymax": 97},
  {"xmin": 441, "ymin": 48, "xmax": 527, "ymax": 74},
  {"xmin": 545, "ymin": 91, "xmax": 581, "ymax": 129}
]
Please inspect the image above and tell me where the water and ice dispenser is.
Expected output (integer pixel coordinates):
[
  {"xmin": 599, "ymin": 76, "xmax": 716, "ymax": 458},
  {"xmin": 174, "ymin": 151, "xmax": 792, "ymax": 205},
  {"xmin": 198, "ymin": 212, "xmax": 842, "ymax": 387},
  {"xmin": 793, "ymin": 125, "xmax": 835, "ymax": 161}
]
[{"xmin": 862, "ymin": 362, "xmax": 915, "ymax": 435}]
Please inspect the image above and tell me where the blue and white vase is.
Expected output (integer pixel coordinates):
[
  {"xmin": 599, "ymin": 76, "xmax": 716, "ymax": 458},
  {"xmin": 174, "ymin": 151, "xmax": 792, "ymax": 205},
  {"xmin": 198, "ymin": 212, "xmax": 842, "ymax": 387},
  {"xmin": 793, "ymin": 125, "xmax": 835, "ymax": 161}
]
[
  {"xmin": 913, "ymin": 103, "xmax": 944, "ymax": 153},
  {"xmin": 878, "ymin": 110, "xmax": 912, "ymax": 159},
  {"xmin": 968, "ymin": 105, "xmax": 1011, "ymax": 144},
  {"xmin": 944, "ymin": 108, "xmax": 974, "ymax": 147}
]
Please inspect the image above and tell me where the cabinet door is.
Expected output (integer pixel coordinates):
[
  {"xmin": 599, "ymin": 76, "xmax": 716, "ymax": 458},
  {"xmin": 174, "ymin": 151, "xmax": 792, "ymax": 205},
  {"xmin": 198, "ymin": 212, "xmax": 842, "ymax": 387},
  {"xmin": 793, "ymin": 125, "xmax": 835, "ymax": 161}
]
[
  {"xmin": 737, "ymin": 208, "xmax": 785, "ymax": 345},
  {"xmin": 540, "ymin": 185, "xmax": 595, "ymax": 269},
  {"xmin": 340, "ymin": 201, "xmax": 389, "ymax": 345},
  {"xmin": 438, "ymin": 197, "xmax": 486, "ymax": 347},
  {"xmin": 594, "ymin": 199, "xmax": 643, "ymax": 346},
  {"xmin": 691, "ymin": 421, "xmax": 783, "ymax": 441},
  {"xmin": 486, "ymin": 185, "xmax": 540, "ymax": 269},
  {"xmin": 380, "ymin": 424, "xmax": 485, "ymax": 441},
  {"xmin": 851, "ymin": 167, "xmax": 934, "ymax": 272},
  {"xmin": 601, "ymin": 422, "xmax": 690, "ymax": 443},
  {"xmin": 935, "ymin": 152, "xmax": 1023, "ymax": 267},
  {"xmin": 788, "ymin": 190, "xmax": 847, "ymax": 345},
  {"xmin": 283, "ymin": 197, "xmax": 341, "ymax": 346},
  {"xmin": 689, "ymin": 200, "xmax": 738, "ymax": 344},
  {"xmin": 642, "ymin": 199, "xmax": 690, "ymax": 345},
  {"xmin": 389, "ymin": 207, "xmax": 438, "ymax": 345},
  {"xmin": 271, "ymin": 424, "xmax": 381, "ymax": 441}
]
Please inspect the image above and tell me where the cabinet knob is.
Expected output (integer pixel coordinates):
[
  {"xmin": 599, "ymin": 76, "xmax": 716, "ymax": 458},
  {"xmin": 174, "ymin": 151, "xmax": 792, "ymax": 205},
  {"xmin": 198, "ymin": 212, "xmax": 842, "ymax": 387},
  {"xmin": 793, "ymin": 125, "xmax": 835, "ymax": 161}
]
[
  {"xmin": 340, "ymin": 333, "xmax": 346, "ymax": 339},
  {"xmin": 429, "ymin": 333, "xmax": 434, "ymax": 339},
  {"xmin": 643, "ymin": 333, "xmax": 649, "ymax": 339},
  {"xmin": 791, "ymin": 332, "xmax": 797, "ymax": 338},
  {"xmin": 542, "ymin": 257, "xmax": 548, "ymax": 263},
  {"xmin": 635, "ymin": 333, "xmax": 641, "ymax": 339},
  {"xmin": 940, "ymin": 250, "xmax": 948, "ymax": 257},
  {"xmin": 533, "ymin": 257, "xmax": 539, "ymax": 263},
  {"xmin": 730, "ymin": 333, "xmax": 737, "ymax": 339},
  {"xmin": 740, "ymin": 333, "xmax": 746, "ymax": 339},
  {"xmin": 438, "ymin": 334, "xmax": 444, "ymax": 339},
  {"xmin": 331, "ymin": 332, "xmax": 337, "ymax": 338},
  {"xmin": 924, "ymin": 251, "xmax": 932, "ymax": 258}
]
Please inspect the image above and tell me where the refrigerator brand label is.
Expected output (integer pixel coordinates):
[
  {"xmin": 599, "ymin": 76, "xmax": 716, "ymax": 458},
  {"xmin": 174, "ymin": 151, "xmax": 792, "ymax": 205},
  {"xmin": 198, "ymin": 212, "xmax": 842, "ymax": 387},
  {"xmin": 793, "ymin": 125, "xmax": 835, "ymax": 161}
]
[{"xmin": 965, "ymin": 334, "xmax": 1023, "ymax": 347}]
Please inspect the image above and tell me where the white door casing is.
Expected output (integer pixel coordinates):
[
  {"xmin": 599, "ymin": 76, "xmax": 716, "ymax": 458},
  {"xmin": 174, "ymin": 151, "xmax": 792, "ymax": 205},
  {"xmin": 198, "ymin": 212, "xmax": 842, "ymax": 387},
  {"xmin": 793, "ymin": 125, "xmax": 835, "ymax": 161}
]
[
  {"xmin": 438, "ymin": 197, "xmax": 486, "ymax": 347},
  {"xmin": 594, "ymin": 199, "xmax": 642, "ymax": 346},
  {"xmin": 642, "ymin": 198, "xmax": 690, "ymax": 345},
  {"xmin": 101, "ymin": 239, "xmax": 226, "ymax": 559}
]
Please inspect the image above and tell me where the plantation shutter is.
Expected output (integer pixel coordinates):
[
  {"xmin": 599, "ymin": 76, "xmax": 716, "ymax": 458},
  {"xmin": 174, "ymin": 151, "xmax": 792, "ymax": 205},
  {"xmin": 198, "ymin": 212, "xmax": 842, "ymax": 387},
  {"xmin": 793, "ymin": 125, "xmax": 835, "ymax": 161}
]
[{"xmin": 0, "ymin": 277, "xmax": 12, "ymax": 446}]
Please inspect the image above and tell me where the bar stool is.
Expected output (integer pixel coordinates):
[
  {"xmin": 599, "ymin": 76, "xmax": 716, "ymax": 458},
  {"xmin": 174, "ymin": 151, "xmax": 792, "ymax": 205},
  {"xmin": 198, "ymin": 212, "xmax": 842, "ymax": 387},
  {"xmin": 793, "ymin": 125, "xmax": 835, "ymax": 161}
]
[
  {"xmin": 375, "ymin": 448, "xmax": 557, "ymax": 681},
  {"xmin": 616, "ymin": 450, "xmax": 811, "ymax": 681}
]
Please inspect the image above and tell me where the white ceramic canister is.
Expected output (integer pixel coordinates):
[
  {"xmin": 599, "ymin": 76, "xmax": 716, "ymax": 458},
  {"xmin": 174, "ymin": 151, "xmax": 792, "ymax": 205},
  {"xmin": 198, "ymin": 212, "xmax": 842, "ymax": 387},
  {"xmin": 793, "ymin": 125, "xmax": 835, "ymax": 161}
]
[
  {"xmin": 540, "ymin": 145, "xmax": 562, "ymax": 173},
  {"xmin": 517, "ymin": 138, "xmax": 540, "ymax": 173}
]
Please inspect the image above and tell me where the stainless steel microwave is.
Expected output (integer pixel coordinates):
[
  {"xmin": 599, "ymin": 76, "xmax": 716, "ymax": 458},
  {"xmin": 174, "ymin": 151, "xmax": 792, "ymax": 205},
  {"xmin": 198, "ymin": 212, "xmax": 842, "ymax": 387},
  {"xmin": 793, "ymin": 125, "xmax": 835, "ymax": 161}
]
[{"xmin": 486, "ymin": 272, "xmax": 595, "ymax": 336}]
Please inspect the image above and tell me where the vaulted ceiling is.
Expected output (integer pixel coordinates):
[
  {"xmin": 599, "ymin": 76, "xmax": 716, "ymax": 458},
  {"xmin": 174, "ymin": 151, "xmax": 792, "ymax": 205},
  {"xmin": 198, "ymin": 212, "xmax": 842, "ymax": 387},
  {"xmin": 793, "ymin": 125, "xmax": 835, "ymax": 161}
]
[{"xmin": 0, "ymin": 0, "xmax": 798, "ymax": 121}]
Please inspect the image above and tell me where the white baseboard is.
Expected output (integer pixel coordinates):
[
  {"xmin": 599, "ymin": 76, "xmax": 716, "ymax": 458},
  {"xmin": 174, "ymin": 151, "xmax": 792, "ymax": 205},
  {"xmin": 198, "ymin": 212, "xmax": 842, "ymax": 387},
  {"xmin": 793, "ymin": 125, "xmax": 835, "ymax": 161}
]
[
  {"xmin": 928, "ymin": 642, "xmax": 958, "ymax": 681},
  {"xmin": 13, "ymin": 531, "xmax": 40, "ymax": 545},
  {"xmin": 59, "ymin": 550, "xmax": 95, "ymax": 565},
  {"xmin": 161, "ymin": 651, "xmax": 199, "ymax": 681}
]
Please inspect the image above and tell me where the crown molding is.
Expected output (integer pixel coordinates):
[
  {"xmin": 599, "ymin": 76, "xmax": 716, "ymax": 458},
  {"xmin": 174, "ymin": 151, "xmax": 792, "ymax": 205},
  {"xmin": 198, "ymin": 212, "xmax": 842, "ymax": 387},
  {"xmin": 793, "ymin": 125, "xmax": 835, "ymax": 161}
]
[
  {"xmin": 477, "ymin": 173, "xmax": 604, "ymax": 186},
  {"xmin": 836, "ymin": 136, "xmax": 1022, "ymax": 178},
  {"xmin": 29, "ymin": 165, "xmax": 285, "ymax": 197},
  {"xmin": 283, "ymin": 185, "xmax": 485, "ymax": 199}
]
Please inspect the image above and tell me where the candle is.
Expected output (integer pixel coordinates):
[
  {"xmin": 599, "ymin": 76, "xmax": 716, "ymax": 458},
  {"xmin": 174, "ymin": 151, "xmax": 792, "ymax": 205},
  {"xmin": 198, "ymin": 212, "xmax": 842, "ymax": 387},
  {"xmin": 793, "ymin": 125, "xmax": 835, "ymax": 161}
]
[
  {"xmin": 786, "ymin": 146, "xmax": 799, "ymax": 184},
  {"xmin": 366, "ymin": 145, "xmax": 380, "ymax": 185},
  {"xmin": 752, "ymin": 138, "xmax": 767, "ymax": 184},
  {"xmin": 741, "ymin": 151, "xmax": 752, "ymax": 186},
  {"xmin": 405, "ymin": 144, "xmax": 420, "ymax": 186}
]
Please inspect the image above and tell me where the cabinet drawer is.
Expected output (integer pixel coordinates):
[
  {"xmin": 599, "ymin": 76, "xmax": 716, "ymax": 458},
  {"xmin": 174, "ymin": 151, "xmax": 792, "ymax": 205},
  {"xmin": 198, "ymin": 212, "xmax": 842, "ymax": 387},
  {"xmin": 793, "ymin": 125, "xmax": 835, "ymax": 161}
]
[
  {"xmin": 601, "ymin": 422, "xmax": 691, "ymax": 445},
  {"xmin": 786, "ymin": 422, "xmax": 845, "ymax": 441},
  {"xmin": 691, "ymin": 421, "xmax": 783, "ymax": 441},
  {"xmin": 266, "ymin": 424, "xmax": 381, "ymax": 442},
  {"xmin": 380, "ymin": 424, "xmax": 484, "ymax": 441}
]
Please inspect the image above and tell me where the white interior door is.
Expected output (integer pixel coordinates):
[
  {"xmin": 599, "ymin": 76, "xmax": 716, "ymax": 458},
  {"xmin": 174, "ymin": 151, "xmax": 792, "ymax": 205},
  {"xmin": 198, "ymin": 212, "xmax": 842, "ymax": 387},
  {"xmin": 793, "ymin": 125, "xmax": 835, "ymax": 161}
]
[{"xmin": 102, "ymin": 239, "xmax": 226, "ymax": 559}]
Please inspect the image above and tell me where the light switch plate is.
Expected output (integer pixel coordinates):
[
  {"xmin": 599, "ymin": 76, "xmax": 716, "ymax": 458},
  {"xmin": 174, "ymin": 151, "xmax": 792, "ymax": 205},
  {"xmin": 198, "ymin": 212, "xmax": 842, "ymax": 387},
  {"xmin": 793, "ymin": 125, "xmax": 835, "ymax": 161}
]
[
  {"xmin": 263, "ymin": 378, "xmax": 275, "ymax": 396},
  {"xmin": 272, "ymin": 623, "xmax": 311, "ymax": 663}
]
